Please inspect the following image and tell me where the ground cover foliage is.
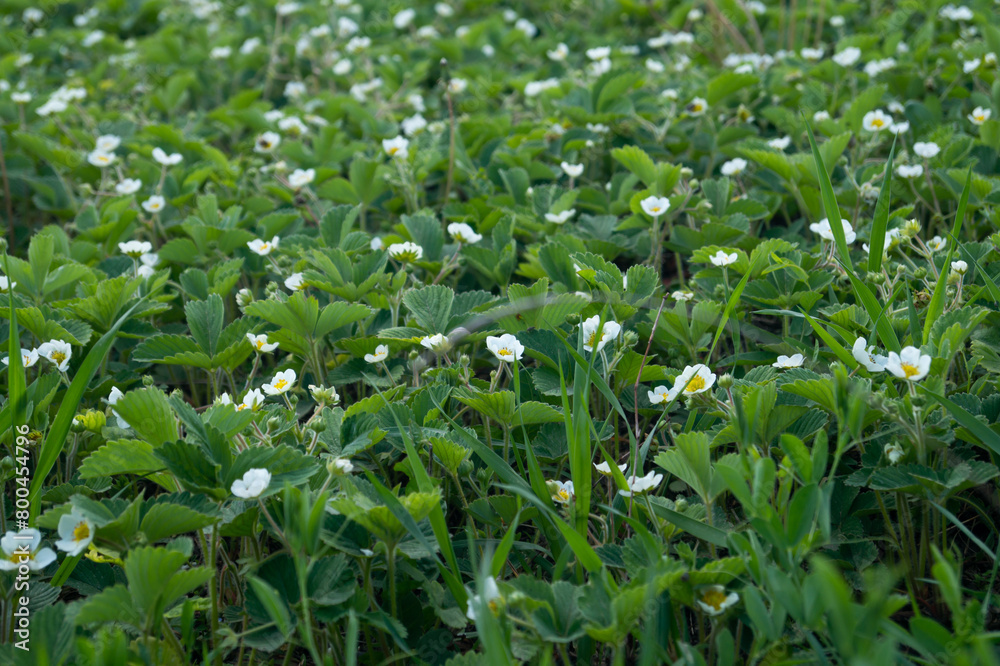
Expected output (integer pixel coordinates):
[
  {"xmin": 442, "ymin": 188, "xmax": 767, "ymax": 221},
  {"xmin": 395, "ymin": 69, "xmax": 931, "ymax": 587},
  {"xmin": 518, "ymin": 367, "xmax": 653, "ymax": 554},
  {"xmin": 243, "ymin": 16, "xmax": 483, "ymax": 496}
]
[{"xmin": 1, "ymin": 0, "xmax": 1000, "ymax": 664}]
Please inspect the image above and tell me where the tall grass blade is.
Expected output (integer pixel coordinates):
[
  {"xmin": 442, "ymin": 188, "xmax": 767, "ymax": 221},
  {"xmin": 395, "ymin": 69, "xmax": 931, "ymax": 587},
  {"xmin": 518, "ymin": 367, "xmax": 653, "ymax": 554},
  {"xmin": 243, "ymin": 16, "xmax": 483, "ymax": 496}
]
[
  {"xmin": 923, "ymin": 166, "xmax": 972, "ymax": 344},
  {"xmin": 28, "ymin": 300, "xmax": 145, "ymax": 520},
  {"xmin": 867, "ymin": 136, "xmax": 897, "ymax": 274}
]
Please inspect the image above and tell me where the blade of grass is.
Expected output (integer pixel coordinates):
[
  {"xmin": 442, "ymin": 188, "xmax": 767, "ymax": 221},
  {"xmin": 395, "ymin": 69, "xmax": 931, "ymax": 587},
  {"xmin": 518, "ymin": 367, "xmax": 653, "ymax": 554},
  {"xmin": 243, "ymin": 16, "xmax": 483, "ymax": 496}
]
[
  {"xmin": 29, "ymin": 299, "xmax": 146, "ymax": 520},
  {"xmin": 4, "ymin": 254, "xmax": 26, "ymax": 435},
  {"xmin": 867, "ymin": 135, "xmax": 897, "ymax": 274},
  {"xmin": 842, "ymin": 265, "xmax": 902, "ymax": 352},
  {"xmin": 803, "ymin": 116, "xmax": 851, "ymax": 270},
  {"xmin": 929, "ymin": 501, "xmax": 995, "ymax": 562},
  {"xmin": 801, "ymin": 311, "xmax": 858, "ymax": 368},
  {"xmin": 918, "ymin": 385, "xmax": 1000, "ymax": 459},
  {"xmin": 923, "ymin": 166, "xmax": 972, "ymax": 344},
  {"xmin": 366, "ymin": 377, "xmax": 467, "ymax": 609},
  {"xmin": 490, "ymin": 504, "xmax": 522, "ymax": 578},
  {"xmin": 647, "ymin": 501, "xmax": 729, "ymax": 548},
  {"xmin": 948, "ymin": 230, "xmax": 1000, "ymax": 304},
  {"xmin": 708, "ymin": 253, "xmax": 764, "ymax": 362},
  {"xmin": 568, "ymin": 328, "xmax": 593, "ymax": 537},
  {"xmin": 433, "ymin": 391, "xmax": 566, "ymax": 562},
  {"xmin": 499, "ymin": 483, "xmax": 604, "ymax": 573}
]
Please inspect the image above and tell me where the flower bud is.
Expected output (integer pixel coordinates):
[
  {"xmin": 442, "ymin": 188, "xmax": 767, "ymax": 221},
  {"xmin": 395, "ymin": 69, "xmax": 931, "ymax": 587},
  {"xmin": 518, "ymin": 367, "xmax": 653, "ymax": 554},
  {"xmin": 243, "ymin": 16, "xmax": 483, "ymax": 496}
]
[
  {"xmin": 680, "ymin": 167, "xmax": 694, "ymax": 179},
  {"xmin": 622, "ymin": 330, "xmax": 639, "ymax": 348},
  {"xmin": 408, "ymin": 350, "xmax": 420, "ymax": 361},
  {"xmin": 718, "ymin": 374, "xmax": 734, "ymax": 389},
  {"xmin": 236, "ymin": 288, "xmax": 253, "ymax": 308},
  {"xmin": 142, "ymin": 375, "xmax": 155, "ymax": 387},
  {"xmin": 674, "ymin": 498, "xmax": 688, "ymax": 511},
  {"xmin": 86, "ymin": 410, "xmax": 107, "ymax": 432},
  {"xmin": 267, "ymin": 416, "xmax": 282, "ymax": 431}
]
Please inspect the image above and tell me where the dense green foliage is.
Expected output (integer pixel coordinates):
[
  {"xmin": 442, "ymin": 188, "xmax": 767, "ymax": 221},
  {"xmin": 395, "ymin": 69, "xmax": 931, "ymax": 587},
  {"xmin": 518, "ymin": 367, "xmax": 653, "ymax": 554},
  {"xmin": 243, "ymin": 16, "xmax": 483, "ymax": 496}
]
[{"xmin": 0, "ymin": 0, "xmax": 999, "ymax": 664}]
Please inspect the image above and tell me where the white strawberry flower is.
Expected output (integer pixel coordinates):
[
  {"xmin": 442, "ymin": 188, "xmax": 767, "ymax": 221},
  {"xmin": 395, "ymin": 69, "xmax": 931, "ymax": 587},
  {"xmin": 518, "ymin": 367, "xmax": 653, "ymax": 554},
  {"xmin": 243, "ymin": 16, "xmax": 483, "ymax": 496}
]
[
  {"xmin": 115, "ymin": 178, "xmax": 142, "ymax": 195},
  {"xmin": 486, "ymin": 334, "xmax": 524, "ymax": 363},
  {"xmin": 420, "ymin": 333, "xmax": 449, "ymax": 352},
  {"xmin": 0, "ymin": 276, "xmax": 16, "ymax": 293},
  {"xmin": 87, "ymin": 150, "xmax": 115, "ymax": 167},
  {"xmin": 95, "ymin": 135, "xmax": 121, "ymax": 152},
  {"xmin": 288, "ymin": 168, "xmax": 315, "ymax": 188},
  {"xmin": 913, "ymin": 142, "xmax": 940, "ymax": 158},
  {"xmin": 255, "ymin": 131, "xmax": 281, "ymax": 153},
  {"xmin": 862, "ymin": 109, "xmax": 893, "ymax": 132},
  {"xmin": 550, "ymin": 480, "xmax": 574, "ymax": 504},
  {"xmin": 54, "ymin": 508, "xmax": 95, "ymax": 556},
  {"xmin": 647, "ymin": 385, "xmax": 671, "ymax": 405},
  {"xmin": 709, "ymin": 250, "xmax": 738, "ymax": 267},
  {"xmin": 108, "ymin": 386, "xmax": 130, "ymax": 429},
  {"xmin": 595, "ymin": 460, "xmax": 628, "ymax": 476},
  {"xmin": 809, "ymin": 218, "xmax": 857, "ymax": 244},
  {"xmin": 545, "ymin": 209, "xmax": 576, "ymax": 224},
  {"xmin": 365, "ymin": 344, "xmax": 389, "ymax": 363},
  {"xmin": 885, "ymin": 346, "xmax": 931, "ymax": 382},
  {"xmin": 667, "ymin": 364, "xmax": 716, "ymax": 400},
  {"xmin": 448, "ymin": 223, "xmax": 482, "ymax": 244},
  {"xmin": 284, "ymin": 273, "xmax": 307, "ymax": 291},
  {"xmin": 687, "ymin": 97, "xmax": 708, "ymax": 116},
  {"xmin": 263, "ymin": 369, "xmax": 297, "ymax": 395},
  {"xmin": 142, "ymin": 196, "xmax": 165, "ymax": 213},
  {"xmin": 619, "ymin": 470, "xmax": 664, "ymax": 497},
  {"xmin": 2, "ymin": 348, "xmax": 39, "ymax": 368},
  {"xmin": 968, "ymin": 106, "xmax": 991, "ymax": 125},
  {"xmin": 0, "ymin": 529, "xmax": 57, "ymax": 571},
  {"xmin": 387, "ymin": 242, "xmax": 423, "ymax": 262},
  {"xmin": 852, "ymin": 337, "xmax": 888, "ymax": 372},
  {"xmin": 119, "ymin": 240, "xmax": 153, "ymax": 258},
  {"xmin": 640, "ymin": 196, "xmax": 671, "ymax": 218},
  {"xmin": 579, "ymin": 315, "xmax": 621, "ymax": 353},
  {"xmin": 884, "ymin": 442, "xmax": 904, "ymax": 464},
  {"xmin": 560, "ymin": 162, "xmax": 584, "ymax": 178},
  {"xmin": 247, "ymin": 236, "xmax": 280, "ymax": 256},
  {"xmin": 720, "ymin": 158, "xmax": 748, "ymax": 176},
  {"xmin": 152, "ymin": 147, "xmax": 183, "ymax": 165},
  {"xmin": 246, "ymin": 333, "xmax": 279, "ymax": 353},
  {"xmin": 773, "ymin": 354, "xmax": 804, "ymax": 369},
  {"xmin": 231, "ymin": 468, "xmax": 271, "ymax": 499},
  {"xmin": 37, "ymin": 339, "xmax": 72, "ymax": 371},
  {"xmin": 238, "ymin": 389, "xmax": 266, "ymax": 411},
  {"xmin": 696, "ymin": 585, "xmax": 739, "ymax": 616}
]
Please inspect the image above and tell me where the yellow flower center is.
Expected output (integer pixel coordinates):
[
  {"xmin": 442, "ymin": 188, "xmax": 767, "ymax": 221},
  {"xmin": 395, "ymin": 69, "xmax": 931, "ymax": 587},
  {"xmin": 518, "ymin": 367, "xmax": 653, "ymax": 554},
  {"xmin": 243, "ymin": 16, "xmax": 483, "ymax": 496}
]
[
  {"xmin": 256, "ymin": 340, "xmax": 264, "ymax": 349},
  {"xmin": 497, "ymin": 348, "xmax": 512, "ymax": 357},
  {"xmin": 901, "ymin": 363, "xmax": 919, "ymax": 378},
  {"xmin": 8, "ymin": 551, "xmax": 31, "ymax": 564},
  {"xmin": 274, "ymin": 379, "xmax": 288, "ymax": 390},
  {"xmin": 692, "ymin": 103, "xmax": 703, "ymax": 111},
  {"xmin": 22, "ymin": 354, "xmax": 31, "ymax": 364},
  {"xmin": 700, "ymin": 588, "xmax": 727, "ymax": 611},
  {"xmin": 650, "ymin": 206, "xmax": 661, "ymax": 213},
  {"xmin": 557, "ymin": 489, "xmax": 570, "ymax": 502},
  {"xmin": 73, "ymin": 521, "xmax": 90, "ymax": 541},
  {"xmin": 51, "ymin": 352, "xmax": 67, "ymax": 364},
  {"xmin": 658, "ymin": 391, "xmax": 668, "ymax": 400},
  {"xmin": 871, "ymin": 118, "xmax": 884, "ymax": 128},
  {"xmin": 388, "ymin": 147, "xmax": 398, "ymax": 155},
  {"xmin": 586, "ymin": 332, "xmax": 599, "ymax": 347},
  {"xmin": 236, "ymin": 404, "xmax": 247, "ymax": 411},
  {"xmin": 685, "ymin": 375, "xmax": 706, "ymax": 392},
  {"xmin": 260, "ymin": 243, "xmax": 270, "ymax": 251}
]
